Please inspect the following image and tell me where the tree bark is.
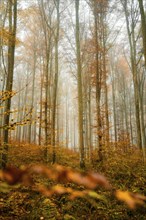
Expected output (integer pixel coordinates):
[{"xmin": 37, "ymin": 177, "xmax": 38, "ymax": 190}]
[
  {"xmin": 52, "ymin": 0, "xmax": 60, "ymax": 163},
  {"xmin": 138, "ymin": 0, "xmax": 146, "ymax": 68},
  {"xmin": 93, "ymin": 1, "xmax": 102, "ymax": 161},
  {"xmin": 75, "ymin": 0, "xmax": 85, "ymax": 168},
  {"xmin": 28, "ymin": 48, "xmax": 36, "ymax": 143}
]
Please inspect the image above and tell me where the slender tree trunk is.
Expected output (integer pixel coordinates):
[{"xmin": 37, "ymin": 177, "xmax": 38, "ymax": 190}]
[
  {"xmin": 39, "ymin": 60, "xmax": 44, "ymax": 146},
  {"xmin": 44, "ymin": 37, "xmax": 52, "ymax": 147},
  {"xmin": 16, "ymin": 80, "xmax": 22, "ymax": 142},
  {"xmin": 56, "ymin": 98, "xmax": 60, "ymax": 146},
  {"xmin": 33, "ymin": 102, "xmax": 37, "ymax": 144},
  {"xmin": 48, "ymin": 49, "xmax": 53, "ymax": 145},
  {"xmin": 139, "ymin": 79, "xmax": 146, "ymax": 162},
  {"xmin": 102, "ymin": 11, "xmax": 109, "ymax": 145},
  {"xmin": 75, "ymin": 0, "xmax": 85, "ymax": 168},
  {"xmin": 111, "ymin": 70, "xmax": 117, "ymax": 143},
  {"xmin": 93, "ymin": 3, "xmax": 102, "ymax": 161},
  {"xmin": 65, "ymin": 95, "xmax": 68, "ymax": 148},
  {"xmin": 122, "ymin": 75, "xmax": 129, "ymax": 136},
  {"xmin": 22, "ymin": 69, "xmax": 29, "ymax": 142},
  {"xmin": 103, "ymin": 50, "xmax": 109, "ymax": 144},
  {"xmin": 28, "ymin": 49, "xmax": 36, "ymax": 143},
  {"xmin": 73, "ymin": 113, "xmax": 76, "ymax": 151},
  {"xmin": 52, "ymin": 0, "xmax": 60, "ymax": 163},
  {"xmin": 129, "ymin": 98, "xmax": 133, "ymax": 145},
  {"xmin": 88, "ymin": 84, "xmax": 93, "ymax": 161}
]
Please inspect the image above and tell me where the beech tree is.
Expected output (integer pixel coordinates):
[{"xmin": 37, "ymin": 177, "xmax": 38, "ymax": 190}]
[
  {"xmin": 121, "ymin": 0, "xmax": 142, "ymax": 150},
  {"xmin": 51, "ymin": 0, "xmax": 60, "ymax": 163},
  {"xmin": 75, "ymin": 0, "xmax": 85, "ymax": 168},
  {"xmin": 1, "ymin": 0, "xmax": 17, "ymax": 169},
  {"xmin": 38, "ymin": 0, "xmax": 55, "ymax": 160},
  {"xmin": 88, "ymin": 0, "xmax": 110, "ymax": 161}
]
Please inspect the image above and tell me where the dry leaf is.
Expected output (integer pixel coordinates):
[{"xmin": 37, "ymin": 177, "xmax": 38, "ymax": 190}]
[{"xmin": 115, "ymin": 190, "xmax": 146, "ymax": 209}]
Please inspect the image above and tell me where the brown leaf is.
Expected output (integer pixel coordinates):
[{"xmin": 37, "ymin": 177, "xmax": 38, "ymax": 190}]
[
  {"xmin": 0, "ymin": 166, "xmax": 33, "ymax": 186},
  {"xmin": 67, "ymin": 170, "xmax": 110, "ymax": 189},
  {"xmin": 1, "ymin": 166, "xmax": 25, "ymax": 185},
  {"xmin": 87, "ymin": 173, "xmax": 111, "ymax": 189}
]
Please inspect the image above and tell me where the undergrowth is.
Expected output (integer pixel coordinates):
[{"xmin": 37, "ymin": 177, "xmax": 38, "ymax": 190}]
[{"xmin": 0, "ymin": 142, "xmax": 146, "ymax": 220}]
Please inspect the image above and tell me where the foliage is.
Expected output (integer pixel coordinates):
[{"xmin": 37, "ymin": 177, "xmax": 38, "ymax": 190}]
[{"xmin": 0, "ymin": 28, "xmax": 20, "ymax": 46}]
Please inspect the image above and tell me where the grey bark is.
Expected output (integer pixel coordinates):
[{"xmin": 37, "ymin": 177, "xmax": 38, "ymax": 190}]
[{"xmin": 75, "ymin": 0, "xmax": 85, "ymax": 168}]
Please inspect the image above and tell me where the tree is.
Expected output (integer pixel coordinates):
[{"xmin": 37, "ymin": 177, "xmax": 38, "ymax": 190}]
[
  {"xmin": 1, "ymin": 0, "xmax": 17, "ymax": 169},
  {"xmin": 92, "ymin": 0, "xmax": 103, "ymax": 161},
  {"xmin": 75, "ymin": 0, "xmax": 85, "ymax": 168},
  {"xmin": 121, "ymin": 0, "xmax": 142, "ymax": 150},
  {"xmin": 51, "ymin": 0, "xmax": 60, "ymax": 163}
]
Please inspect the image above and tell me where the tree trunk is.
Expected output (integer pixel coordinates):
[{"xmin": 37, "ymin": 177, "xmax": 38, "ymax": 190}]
[
  {"xmin": 39, "ymin": 59, "xmax": 44, "ymax": 146},
  {"xmin": 93, "ymin": 3, "xmax": 102, "ymax": 161},
  {"xmin": 75, "ymin": 0, "xmax": 85, "ymax": 168},
  {"xmin": 138, "ymin": 0, "xmax": 146, "ymax": 68},
  {"xmin": 111, "ymin": 69, "xmax": 117, "ymax": 143},
  {"xmin": 28, "ymin": 49, "xmax": 36, "ymax": 143},
  {"xmin": 22, "ymin": 68, "xmax": 29, "ymax": 142},
  {"xmin": 52, "ymin": 0, "xmax": 60, "ymax": 164}
]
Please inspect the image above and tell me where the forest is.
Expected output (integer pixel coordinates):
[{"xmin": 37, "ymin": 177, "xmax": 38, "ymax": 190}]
[{"xmin": 0, "ymin": 0, "xmax": 146, "ymax": 219}]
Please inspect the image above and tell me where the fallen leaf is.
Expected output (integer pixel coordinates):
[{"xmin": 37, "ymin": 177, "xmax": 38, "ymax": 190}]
[{"xmin": 115, "ymin": 190, "xmax": 146, "ymax": 209}]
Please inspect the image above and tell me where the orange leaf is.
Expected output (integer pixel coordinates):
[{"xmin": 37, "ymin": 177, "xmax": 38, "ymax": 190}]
[{"xmin": 115, "ymin": 190, "xmax": 146, "ymax": 209}]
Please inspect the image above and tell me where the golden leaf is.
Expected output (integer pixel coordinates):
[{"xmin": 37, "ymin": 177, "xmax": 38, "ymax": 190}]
[
  {"xmin": 0, "ymin": 28, "xmax": 20, "ymax": 46},
  {"xmin": 116, "ymin": 190, "xmax": 146, "ymax": 209}
]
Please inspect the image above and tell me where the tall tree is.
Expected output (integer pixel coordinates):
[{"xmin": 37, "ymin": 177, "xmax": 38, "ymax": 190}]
[
  {"xmin": 1, "ymin": 0, "xmax": 17, "ymax": 168},
  {"xmin": 52, "ymin": 0, "xmax": 60, "ymax": 163},
  {"xmin": 75, "ymin": 0, "xmax": 85, "ymax": 168},
  {"xmin": 121, "ymin": 0, "xmax": 142, "ymax": 149},
  {"xmin": 93, "ymin": 0, "xmax": 103, "ymax": 161}
]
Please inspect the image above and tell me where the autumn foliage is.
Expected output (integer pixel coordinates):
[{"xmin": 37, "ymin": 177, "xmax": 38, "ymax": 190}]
[{"xmin": 0, "ymin": 155, "xmax": 146, "ymax": 210}]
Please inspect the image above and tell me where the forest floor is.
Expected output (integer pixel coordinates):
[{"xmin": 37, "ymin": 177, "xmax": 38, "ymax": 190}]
[{"xmin": 0, "ymin": 143, "xmax": 146, "ymax": 220}]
